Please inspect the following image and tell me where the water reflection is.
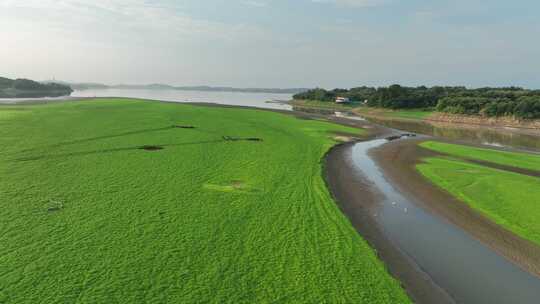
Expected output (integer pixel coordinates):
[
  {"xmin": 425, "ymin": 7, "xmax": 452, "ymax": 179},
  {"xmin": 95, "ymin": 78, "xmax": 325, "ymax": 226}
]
[
  {"xmin": 351, "ymin": 139, "xmax": 540, "ymax": 304},
  {"xmin": 72, "ymin": 89, "xmax": 293, "ymax": 110},
  {"xmin": 364, "ymin": 117, "xmax": 540, "ymax": 152}
]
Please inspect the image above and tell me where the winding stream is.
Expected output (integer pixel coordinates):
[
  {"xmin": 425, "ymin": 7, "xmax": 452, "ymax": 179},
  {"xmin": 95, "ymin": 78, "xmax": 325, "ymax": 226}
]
[{"xmin": 350, "ymin": 138, "xmax": 540, "ymax": 303}]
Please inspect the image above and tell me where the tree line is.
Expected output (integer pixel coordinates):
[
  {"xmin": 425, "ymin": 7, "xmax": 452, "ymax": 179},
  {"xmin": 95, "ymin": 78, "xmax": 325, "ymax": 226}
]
[
  {"xmin": 293, "ymin": 85, "xmax": 540, "ymax": 119},
  {"xmin": 0, "ymin": 77, "xmax": 73, "ymax": 98}
]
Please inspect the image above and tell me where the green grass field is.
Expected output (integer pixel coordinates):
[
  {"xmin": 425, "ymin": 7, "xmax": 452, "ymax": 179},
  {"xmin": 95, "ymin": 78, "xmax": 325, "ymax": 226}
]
[
  {"xmin": 387, "ymin": 110, "xmax": 433, "ymax": 120},
  {"xmin": 354, "ymin": 107, "xmax": 433, "ymax": 120},
  {"xmin": 420, "ymin": 141, "xmax": 540, "ymax": 171},
  {"xmin": 291, "ymin": 99, "xmax": 357, "ymax": 110},
  {"xmin": 417, "ymin": 142, "xmax": 540, "ymax": 247},
  {"xmin": 0, "ymin": 99, "xmax": 409, "ymax": 303}
]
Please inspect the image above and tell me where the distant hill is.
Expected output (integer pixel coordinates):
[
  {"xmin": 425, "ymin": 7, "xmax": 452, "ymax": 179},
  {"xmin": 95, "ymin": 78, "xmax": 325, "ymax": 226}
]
[
  {"xmin": 65, "ymin": 82, "xmax": 109, "ymax": 90},
  {"xmin": 0, "ymin": 77, "xmax": 73, "ymax": 98},
  {"xmin": 174, "ymin": 86, "xmax": 307, "ymax": 94},
  {"xmin": 63, "ymin": 81, "xmax": 307, "ymax": 94}
]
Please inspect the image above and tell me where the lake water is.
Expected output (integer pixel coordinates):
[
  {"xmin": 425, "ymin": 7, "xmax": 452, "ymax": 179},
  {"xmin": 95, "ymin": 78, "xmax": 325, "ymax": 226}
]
[
  {"xmin": 71, "ymin": 89, "xmax": 293, "ymax": 110},
  {"xmin": 362, "ymin": 117, "xmax": 540, "ymax": 152}
]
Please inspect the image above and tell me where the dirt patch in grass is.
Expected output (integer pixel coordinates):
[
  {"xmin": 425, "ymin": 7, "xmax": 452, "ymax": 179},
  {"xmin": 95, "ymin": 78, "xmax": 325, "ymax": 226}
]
[
  {"xmin": 203, "ymin": 180, "xmax": 257, "ymax": 194},
  {"xmin": 331, "ymin": 132, "xmax": 357, "ymax": 142},
  {"xmin": 222, "ymin": 136, "xmax": 263, "ymax": 142},
  {"xmin": 46, "ymin": 200, "xmax": 64, "ymax": 212},
  {"xmin": 230, "ymin": 180, "xmax": 245, "ymax": 189},
  {"xmin": 139, "ymin": 145, "xmax": 164, "ymax": 151},
  {"xmin": 333, "ymin": 136, "xmax": 354, "ymax": 142}
]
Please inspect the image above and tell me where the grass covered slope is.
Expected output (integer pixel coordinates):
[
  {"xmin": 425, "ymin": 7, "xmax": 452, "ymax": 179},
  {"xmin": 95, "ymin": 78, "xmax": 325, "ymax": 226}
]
[
  {"xmin": 354, "ymin": 107, "xmax": 433, "ymax": 120},
  {"xmin": 291, "ymin": 99, "xmax": 357, "ymax": 110},
  {"xmin": 417, "ymin": 156, "xmax": 540, "ymax": 247},
  {"xmin": 0, "ymin": 99, "xmax": 409, "ymax": 303},
  {"xmin": 385, "ymin": 110, "xmax": 432, "ymax": 120},
  {"xmin": 420, "ymin": 141, "xmax": 540, "ymax": 171}
]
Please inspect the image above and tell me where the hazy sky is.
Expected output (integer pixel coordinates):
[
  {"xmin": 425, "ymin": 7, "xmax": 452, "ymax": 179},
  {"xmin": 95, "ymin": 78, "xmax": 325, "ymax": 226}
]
[{"xmin": 1, "ymin": 0, "xmax": 540, "ymax": 88}]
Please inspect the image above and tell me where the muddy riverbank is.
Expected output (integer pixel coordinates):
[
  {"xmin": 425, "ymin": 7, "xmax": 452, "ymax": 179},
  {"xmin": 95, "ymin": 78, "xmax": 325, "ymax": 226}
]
[
  {"xmin": 372, "ymin": 139, "xmax": 540, "ymax": 277},
  {"xmin": 427, "ymin": 113, "xmax": 540, "ymax": 130},
  {"xmin": 324, "ymin": 142, "xmax": 455, "ymax": 304},
  {"xmin": 355, "ymin": 111, "xmax": 540, "ymax": 151},
  {"xmin": 325, "ymin": 134, "xmax": 540, "ymax": 303},
  {"xmin": 355, "ymin": 109, "xmax": 540, "ymax": 132}
]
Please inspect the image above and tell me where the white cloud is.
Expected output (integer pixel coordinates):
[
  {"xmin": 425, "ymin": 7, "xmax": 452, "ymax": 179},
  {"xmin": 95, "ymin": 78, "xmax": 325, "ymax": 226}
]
[
  {"xmin": 0, "ymin": 0, "xmax": 283, "ymax": 85},
  {"xmin": 243, "ymin": 0, "xmax": 268, "ymax": 7},
  {"xmin": 1, "ymin": 0, "xmax": 538, "ymax": 88},
  {"xmin": 311, "ymin": 0, "xmax": 386, "ymax": 8},
  {"xmin": 0, "ymin": 0, "xmax": 267, "ymax": 42}
]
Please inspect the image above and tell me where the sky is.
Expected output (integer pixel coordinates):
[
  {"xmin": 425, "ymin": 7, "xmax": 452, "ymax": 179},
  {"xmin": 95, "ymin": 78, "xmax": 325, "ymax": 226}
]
[{"xmin": 1, "ymin": 0, "xmax": 540, "ymax": 88}]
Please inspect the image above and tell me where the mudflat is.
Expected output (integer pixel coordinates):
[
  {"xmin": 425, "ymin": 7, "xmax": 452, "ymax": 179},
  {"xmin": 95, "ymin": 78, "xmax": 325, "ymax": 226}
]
[
  {"xmin": 371, "ymin": 139, "xmax": 540, "ymax": 277},
  {"xmin": 324, "ymin": 142, "xmax": 455, "ymax": 304}
]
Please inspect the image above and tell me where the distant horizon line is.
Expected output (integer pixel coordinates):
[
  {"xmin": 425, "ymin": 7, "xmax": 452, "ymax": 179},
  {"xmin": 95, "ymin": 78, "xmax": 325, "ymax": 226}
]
[
  {"xmin": 3, "ymin": 75, "xmax": 537, "ymax": 92},
  {"xmin": 44, "ymin": 80, "xmax": 540, "ymax": 92},
  {"xmin": 39, "ymin": 79, "xmax": 303, "ymax": 89}
]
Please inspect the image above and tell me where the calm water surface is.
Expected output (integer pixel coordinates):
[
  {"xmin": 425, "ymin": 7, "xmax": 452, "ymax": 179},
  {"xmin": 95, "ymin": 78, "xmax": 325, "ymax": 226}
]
[
  {"xmin": 0, "ymin": 89, "xmax": 292, "ymax": 110},
  {"xmin": 351, "ymin": 139, "xmax": 540, "ymax": 304},
  {"xmin": 72, "ymin": 89, "xmax": 293, "ymax": 110},
  {"xmin": 364, "ymin": 117, "xmax": 540, "ymax": 152}
]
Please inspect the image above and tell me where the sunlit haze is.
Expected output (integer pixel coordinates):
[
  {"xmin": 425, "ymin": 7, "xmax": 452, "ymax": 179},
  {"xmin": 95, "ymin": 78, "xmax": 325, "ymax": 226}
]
[{"xmin": 2, "ymin": 0, "xmax": 540, "ymax": 88}]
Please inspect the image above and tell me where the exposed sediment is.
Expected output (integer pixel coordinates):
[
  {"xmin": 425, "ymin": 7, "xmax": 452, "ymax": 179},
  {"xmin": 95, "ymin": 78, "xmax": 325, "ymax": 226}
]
[
  {"xmin": 371, "ymin": 138, "xmax": 540, "ymax": 277},
  {"xmin": 324, "ymin": 142, "xmax": 455, "ymax": 304}
]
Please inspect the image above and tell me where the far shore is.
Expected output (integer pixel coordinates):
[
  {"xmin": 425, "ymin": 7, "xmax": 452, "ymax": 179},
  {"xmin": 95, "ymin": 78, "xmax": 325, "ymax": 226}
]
[{"xmin": 354, "ymin": 107, "xmax": 540, "ymax": 133}]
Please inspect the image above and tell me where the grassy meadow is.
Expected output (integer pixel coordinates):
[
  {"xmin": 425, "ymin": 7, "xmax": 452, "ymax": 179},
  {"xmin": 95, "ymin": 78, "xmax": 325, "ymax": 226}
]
[
  {"xmin": 420, "ymin": 141, "xmax": 540, "ymax": 171},
  {"xmin": 354, "ymin": 107, "xmax": 433, "ymax": 120},
  {"xmin": 386, "ymin": 110, "xmax": 433, "ymax": 120},
  {"xmin": 290, "ymin": 99, "xmax": 358, "ymax": 110},
  {"xmin": 417, "ymin": 142, "xmax": 540, "ymax": 246},
  {"xmin": 0, "ymin": 99, "xmax": 409, "ymax": 303}
]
